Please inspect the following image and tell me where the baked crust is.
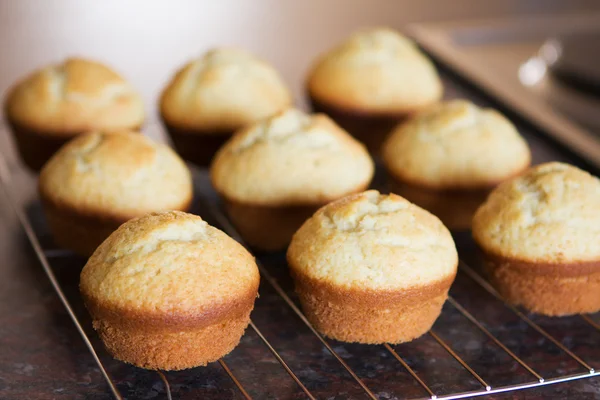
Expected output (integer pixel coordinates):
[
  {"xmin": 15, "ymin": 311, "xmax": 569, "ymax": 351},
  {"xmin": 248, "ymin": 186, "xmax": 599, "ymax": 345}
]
[
  {"xmin": 4, "ymin": 58, "xmax": 144, "ymax": 135},
  {"xmin": 291, "ymin": 269, "xmax": 455, "ymax": 343},
  {"xmin": 472, "ymin": 162, "xmax": 600, "ymax": 263},
  {"xmin": 306, "ymin": 28, "xmax": 442, "ymax": 114},
  {"xmin": 287, "ymin": 191, "xmax": 458, "ymax": 290},
  {"xmin": 38, "ymin": 131, "xmax": 193, "ymax": 254},
  {"xmin": 287, "ymin": 191, "xmax": 458, "ymax": 343},
  {"xmin": 210, "ymin": 108, "xmax": 374, "ymax": 207},
  {"xmin": 38, "ymin": 130, "xmax": 193, "ymax": 217},
  {"xmin": 80, "ymin": 211, "xmax": 260, "ymax": 370},
  {"xmin": 472, "ymin": 162, "xmax": 600, "ymax": 315},
  {"xmin": 160, "ymin": 47, "xmax": 291, "ymax": 132},
  {"xmin": 480, "ymin": 251, "xmax": 600, "ymax": 316},
  {"xmin": 382, "ymin": 100, "xmax": 531, "ymax": 190}
]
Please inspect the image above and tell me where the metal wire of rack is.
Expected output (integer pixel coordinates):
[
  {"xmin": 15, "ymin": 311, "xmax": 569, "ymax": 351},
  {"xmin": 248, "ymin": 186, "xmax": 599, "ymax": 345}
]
[{"xmin": 1, "ymin": 147, "xmax": 598, "ymax": 400}]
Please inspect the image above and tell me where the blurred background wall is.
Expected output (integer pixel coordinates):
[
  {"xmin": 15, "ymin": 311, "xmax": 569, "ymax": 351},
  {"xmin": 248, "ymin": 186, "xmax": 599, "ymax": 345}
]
[{"xmin": 1, "ymin": 0, "xmax": 598, "ymax": 118}]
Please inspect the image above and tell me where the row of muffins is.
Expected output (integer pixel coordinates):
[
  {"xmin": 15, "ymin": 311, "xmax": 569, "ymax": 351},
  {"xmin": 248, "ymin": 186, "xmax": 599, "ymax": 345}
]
[
  {"xmin": 5, "ymin": 28, "xmax": 532, "ymax": 232},
  {"xmin": 36, "ymin": 100, "xmax": 531, "ymax": 256},
  {"xmin": 78, "ymin": 159, "xmax": 600, "ymax": 371},
  {"xmin": 35, "ymin": 115, "xmax": 600, "ymax": 369},
  {"xmin": 5, "ymin": 27, "xmax": 599, "ymax": 371},
  {"xmin": 5, "ymin": 28, "xmax": 442, "ymax": 171}
]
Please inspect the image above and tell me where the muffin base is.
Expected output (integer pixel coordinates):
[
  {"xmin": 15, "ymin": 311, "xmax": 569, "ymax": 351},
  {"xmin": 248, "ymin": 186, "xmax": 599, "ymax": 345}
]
[
  {"xmin": 291, "ymin": 271, "xmax": 455, "ymax": 344},
  {"xmin": 41, "ymin": 197, "xmax": 191, "ymax": 257},
  {"xmin": 92, "ymin": 308, "xmax": 252, "ymax": 370},
  {"xmin": 82, "ymin": 287, "xmax": 258, "ymax": 370},
  {"xmin": 482, "ymin": 253, "xmax": 600, "ymax": 316},
  {"xmin": 163, "ymin": 121, "xmax": 233, "ymax": 168},
  {"xmin": 308, "ymin": 96, "xmax": 409, "ymax": 155},
  {"xmin": 389, "ymin": 178, "xmax": 491, "ymax": 231},
  {"xmin": 8, "ymin": 120, "xmax": 76, "ymax": 172},
  {"xmin": 224, "ymin": 200, "xmax": 319, "ymax": 252},
  {"xmin": 7, "ymin": 119, "xmax": 142, "ymax": 172}
]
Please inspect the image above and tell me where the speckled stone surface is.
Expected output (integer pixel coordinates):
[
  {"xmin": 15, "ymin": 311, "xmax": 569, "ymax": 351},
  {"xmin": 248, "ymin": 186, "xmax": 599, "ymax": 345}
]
[{"xmin": 0, "ymin": 70, "xmax": 598, "ymax": 400}]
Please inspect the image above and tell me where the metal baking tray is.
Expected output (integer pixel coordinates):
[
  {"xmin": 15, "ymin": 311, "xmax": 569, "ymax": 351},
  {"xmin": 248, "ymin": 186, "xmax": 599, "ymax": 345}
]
[
  {"xmin": 409, "ymin": 13, "xmax": 600, "ymax": 171},
  {"xmin": 1, "ymin": 42, "xmax": 599, "ymax": 400}
]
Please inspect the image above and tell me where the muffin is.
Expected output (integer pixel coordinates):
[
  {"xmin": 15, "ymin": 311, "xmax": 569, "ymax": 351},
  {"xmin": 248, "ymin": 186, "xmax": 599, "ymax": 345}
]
[
  {"xmin": 4, "ymin": 58, "xmax": 144, "ymax": 171},
  {"xmin": 80, "ymin": 211, "xmax": 260, "ymax": 370},
  {"xmin": 382, "ymin": 100, "xmax": 531, "ymax": 230},
  {"xmin": 287, "ymin": 190, "xmax": 458, "ymax": 344},
  {"xmin": 210, "ymin": 108, "xmax": 374, "ymax": 251},
  {"xmin": 160, "ymin": 47, "xmax": 292, "ymax": 166},
  {"xmin": 306, "ymin": 27, "xmax": 443, "ymax": 153},
  {"xmin": 472, "ymin": 162, "xmax": 600, "ymax": 316},
  {"xmin": 39, "ymin": 130, "xmax": 192, "ymax": 256}
]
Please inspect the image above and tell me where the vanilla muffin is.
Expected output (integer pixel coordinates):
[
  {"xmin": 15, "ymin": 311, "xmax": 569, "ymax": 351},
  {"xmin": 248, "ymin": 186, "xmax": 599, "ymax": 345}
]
[
  {"xmin": 287, "ymin": 190, "xmax": 458, "ymax": 344},
  {"xmin": 80, "ymin": 211, "xmax": 260, "ymax": 370},
  {"xmin": 39, "ymin": 131, "xmax": 192, "ymax": 256},
  {"xmin": 160, "ymin": 48, "xmax": 292, "ymax": 166},
  {"xmin": 210, "ymin": 108, "xmax": 374, "ymax": 251},
  {"xmin": 306, "ymin": 28, "xmax": 443, "ymax": 153},
  {"xmin": 4, "ymin": 58, "xmax": 144, "ymax": 171},
  {"xmin": 382, "ymin": 100, "xmax": 531, "ymax": 230},
  {"xmin": 473, "ymin": 162, "xmax": 600, "ymax": 316}
]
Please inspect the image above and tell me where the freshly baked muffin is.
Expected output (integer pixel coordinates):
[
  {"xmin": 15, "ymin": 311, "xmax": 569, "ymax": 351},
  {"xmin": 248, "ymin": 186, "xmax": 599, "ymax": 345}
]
[
  {"xmin": 306, "ymin": 27, "xmax": 443, "ymax": 153},
  {"xmin": 80, "ymin": 211, "xmax": 260, "ymax": 370},
  {"xmin": 4, "ymin": 58, "xmax": 144, "ymax": 171},
  {"xmin": 382, "ymin": 100, "xmax": 531, "ymax": 230},
  {"xmin": 287, "ymin": 190, "xmax": 458, "ymax": 344},
  {"xmin": 210, "ymin": 108, "xmax": 374, "ymax": 251},
  {"xmin": 472, "ymin": 162, "xmax": 600, "ymax": 316},
  {"xmin": 160, "ymin": 47, "xmax": 292, "ymax": 166},
  {"xmin": 39, "ymin": 130, "xmax": 192, "ymax": 256}
]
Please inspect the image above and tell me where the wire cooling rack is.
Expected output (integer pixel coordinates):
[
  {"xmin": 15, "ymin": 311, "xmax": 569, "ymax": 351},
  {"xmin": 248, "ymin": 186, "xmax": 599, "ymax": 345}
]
[
  {"xmin": 1, "ymin": 156, "xmax": 599, "ymax": 400},
  {"xmin": 0, "ymin": 73, "xmax": 599, "ymax": 399}
]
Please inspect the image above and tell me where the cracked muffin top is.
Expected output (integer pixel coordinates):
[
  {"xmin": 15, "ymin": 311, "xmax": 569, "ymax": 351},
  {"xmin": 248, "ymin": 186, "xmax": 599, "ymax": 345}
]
[
  {"xmin": 39, "ymin": 130, "xmax": 192, "ymax": 219},
  {"xmin": 307, "ymin": 27, "xmax": 443, "ymax": 114},
  {"xmin": 382, "ymin": 100, "xmax": 531, "ymax": 190},
  {"xmin": 287, "ymin": 190, "xmax": 458, "ymax": 290},
  {"xmin": 473, "ymin": 162, "xmax": 600, "ymax": 263},
  {"xmin": 80, "ymin": 211, "xmax": 260, "ymax": 317},
  {"xmin": 5, "ymin": 58, "xmax": 144, "ymax": 135},
  {"xmin": 160, "ymin": 47, "xmax": 292, "ymax": 132},
  {"xmin": 210, "ymin": 108, "xmax": 374, "ymax": 206}
]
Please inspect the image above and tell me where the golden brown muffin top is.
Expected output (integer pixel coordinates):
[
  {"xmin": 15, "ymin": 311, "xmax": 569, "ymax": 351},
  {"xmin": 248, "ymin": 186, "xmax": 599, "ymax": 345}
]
[
  {"xmin": 39, "ymin": 130, "xmax": 192, "ymax": 219},
  {"xmin": 80, "ymin": 211, "xmax": 260, "ymax": 316},
  {"xmin": 287, "ymin": 190, "xmax": 458, "ymax": 290},
  {"xmin": 5, "ymin": 58, "xmax": 144, "ymax": 135},
  {"xmin": 382, "ymin": 100, "xmax": 531, "ymax": 189},
  {"xmin": 160, "ymin": 47, "xmax": 292, "ymax": 132},
  {"xmin": 307, "ymin": 27, "xmax": 442, "ymax": 114},
  {"xmin": 210, "ymin": 108, "xmax": 374, "ymax": 206},
  {"xmin": 473, "ymin": 162, "xmax": 600, "ymax": 263}
]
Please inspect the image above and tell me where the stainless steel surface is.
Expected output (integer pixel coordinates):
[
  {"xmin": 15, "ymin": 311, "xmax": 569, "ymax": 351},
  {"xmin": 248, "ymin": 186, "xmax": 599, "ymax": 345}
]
[{"xmin": 410, "ymin": 13, "xmax": 600, "ymax": 170}]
